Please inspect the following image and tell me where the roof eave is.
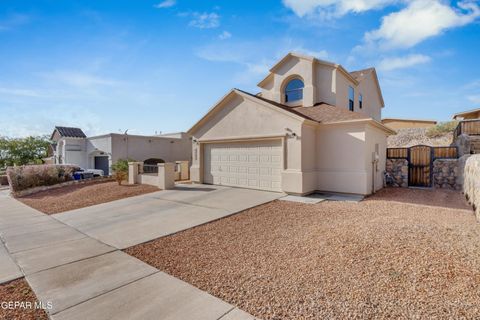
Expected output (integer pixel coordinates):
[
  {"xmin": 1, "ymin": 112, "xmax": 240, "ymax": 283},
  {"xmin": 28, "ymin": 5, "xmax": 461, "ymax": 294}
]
[{"xmin": 320, "ymin": 118, "xmax": 396, "ymax": 135}]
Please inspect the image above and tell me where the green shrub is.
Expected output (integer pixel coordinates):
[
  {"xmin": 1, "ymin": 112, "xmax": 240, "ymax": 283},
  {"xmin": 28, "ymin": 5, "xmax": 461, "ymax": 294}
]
[
  {"xmin": 6, "ymin": 164, "xmax": 79, "ymax": 192},
  {"xmin": 111, "ymin": 159, "xmax": 134, "ymax": 185},
  {"xmin": 426, "ymin": 121, "xmax": 459, "ymax": 138}
]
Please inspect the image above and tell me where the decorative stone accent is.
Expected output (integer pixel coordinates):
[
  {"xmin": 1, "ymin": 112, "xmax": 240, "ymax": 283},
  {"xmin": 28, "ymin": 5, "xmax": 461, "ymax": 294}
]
[
  {"xmin": 453, "ymin": 134, "xmax": 471, "ymax": 156},
  {"xmin": 463, "ymin": 155, "xmax": 480, "ymax": 221},
  {"xmin": 385, "ymin": 159, "xmax": 408, "ymax": 187},
  {"xmin": 432, "ymin": 159, "xmax": 461, "ymax": 190}
]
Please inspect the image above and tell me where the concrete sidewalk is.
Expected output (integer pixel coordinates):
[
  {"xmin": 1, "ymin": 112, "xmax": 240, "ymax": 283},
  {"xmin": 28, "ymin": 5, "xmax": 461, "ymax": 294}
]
[
  {"xmin": 53, "ymin": 184, "xmax": 282, "ymax": 249},
  {"xmin": 0, "ymin": 191, "xmax": 259, "ymax": 319}
]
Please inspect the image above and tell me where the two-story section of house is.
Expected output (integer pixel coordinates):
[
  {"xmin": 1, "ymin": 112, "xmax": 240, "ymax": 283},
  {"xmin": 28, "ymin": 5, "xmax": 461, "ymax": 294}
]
[{"xmin": 188, "ymin": 52, "xmax": 395, "ymax": 195}]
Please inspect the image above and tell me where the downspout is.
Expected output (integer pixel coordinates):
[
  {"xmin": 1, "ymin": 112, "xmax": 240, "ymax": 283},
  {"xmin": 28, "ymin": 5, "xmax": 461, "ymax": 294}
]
[{"xmin": 371, "ymin": 152, "xmax": 379, "ymax": 194}]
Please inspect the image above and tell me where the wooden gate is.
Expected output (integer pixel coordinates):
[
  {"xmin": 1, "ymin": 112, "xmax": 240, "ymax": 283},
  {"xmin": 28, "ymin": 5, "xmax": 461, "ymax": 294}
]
[
  {"xmin": 408, "ymin": 145, "xmax": 431, "ymax": 187},
  {"xmin": 387, "ymin": 145, "xmax": 458, "ymax": 188}
]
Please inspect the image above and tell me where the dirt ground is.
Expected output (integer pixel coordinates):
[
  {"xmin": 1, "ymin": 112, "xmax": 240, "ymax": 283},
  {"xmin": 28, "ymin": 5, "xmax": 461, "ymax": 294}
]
[
  {"xmin": 18, "ymin": 181, "xmax": 159, "ymax": 214},
  {"xmin": 126, "ymin": 188, "xmax": 480, "ymax": 320},
  {"xmin": 0, "ymin": 279, "xmax": 48, "ymax": 320}
]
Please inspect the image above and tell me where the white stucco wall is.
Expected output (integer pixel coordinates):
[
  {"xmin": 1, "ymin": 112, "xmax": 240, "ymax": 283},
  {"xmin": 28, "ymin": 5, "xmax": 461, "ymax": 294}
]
[
  {"xmin": 261, "ymin": 56, "xmax": 316, "ymax": 106},
  {"xmin": 365, "ymin": 124, "xmax": 388, "ymax": 193},
  {"xmin": 316, "ymin": 122, "xmax": 370, "ymax": 195},
  {"xmin": 57, "ymin": 137, "xmax": 87, "ymax": 168},
  {"xmin": 356, "ymin": 72, "xmax": 383, "ymax": 121},
  {"xmin": 314, "ymin": 63, "xmax": 336, "ymax": 106}
]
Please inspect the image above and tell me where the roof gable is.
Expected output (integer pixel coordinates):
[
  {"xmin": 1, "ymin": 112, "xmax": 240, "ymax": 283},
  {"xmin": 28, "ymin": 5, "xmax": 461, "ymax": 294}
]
[
  {"xmin": 51, "ymin": 126, "xmax": 87, "ymax": 139},
  {"xmin": 187, "ymin": 89, "xmax": 309, "ymax": 135},
  {"xmin": 258, "ymin": 52, "xmax": 360, "ymax": 88},
  {"xmin": 188, "ymin": 88, "xmax": 395, "ymax": 136}
]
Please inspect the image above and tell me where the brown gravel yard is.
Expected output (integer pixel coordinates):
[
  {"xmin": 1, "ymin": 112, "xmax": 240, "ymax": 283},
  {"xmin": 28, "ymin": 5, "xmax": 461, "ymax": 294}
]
[
  {"xmin": 0, "ymin": 279, "xmax": 48, "ymax": 320},
  {"xmin": 126, "ymin": 188, "xmax": 480, "ymax": 319},
  {"xmin": 18, "ymin": 181, "xmax": 159, "ymax": 214}
]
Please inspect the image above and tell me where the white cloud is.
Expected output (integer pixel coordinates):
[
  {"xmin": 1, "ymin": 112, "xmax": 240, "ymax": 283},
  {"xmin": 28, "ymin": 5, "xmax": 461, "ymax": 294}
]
[
  {"xmin": 218, "ymin": 31, "xmax": 232, "ymax": 40},
  {"xmin": 467, "ymin": 94, "xmax": 480, "ymax": 104},
  {"xmin": 39, "ymin": 71, "xmax": 120, "ymax": 88},
  {"xmin": 0, "ymin": 106, "xmax": 103, "ymax": 138},
  {"xmin": 282, "ymin": 0, "xmax": 396, "ymax": 18},
  {"xmin": 292, "ymin": 48, "xmax": 329, "ymax": 59},
  {"xmin": 153, "ymin": 0, "xmax": 176, "ymax": 9},
  {"xmin": 196, "ymin": 39, "xmax": 330, "ymax": 86},
  {"xmin": 189, "ymin": 12, "xmax": 220, "ymax": 29},
  {"xmin": 0, "ymin": 87, "xmax": 43, "ymax": 98},
  {"xmin": 378, "ymin": 54, "xmax": 431, "ymax": 71},
  {"xmin": 365, "ymin": 0, "xmax": 480, "ymax": 49}
]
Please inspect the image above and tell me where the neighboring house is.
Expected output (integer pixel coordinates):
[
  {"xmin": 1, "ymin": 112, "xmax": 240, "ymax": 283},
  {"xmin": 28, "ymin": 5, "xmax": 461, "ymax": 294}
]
[
  {"xmin": 51, "ymin": 126, "xmax": 191, "ymax": 175},
  {"xmin": 382, "ymin": 118, "xmax": 437, "ymax": 130},
  {"xmin": 188, "ymin": 52, "xmax": 395, "ymax": 195},
  {"xmin": 453, "ymin": 108, "xmax": 480, "ymax": 120}
]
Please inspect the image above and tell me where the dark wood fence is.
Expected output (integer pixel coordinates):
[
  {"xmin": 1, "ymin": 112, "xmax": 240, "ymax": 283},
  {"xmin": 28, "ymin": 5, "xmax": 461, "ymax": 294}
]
[
  {"xmin": 387, "ymin": 145, "xmax": 458, "ymax": 187},
  {"xmin": 453, "ymin": 119, "xmax": 480, "ymax": 139}
]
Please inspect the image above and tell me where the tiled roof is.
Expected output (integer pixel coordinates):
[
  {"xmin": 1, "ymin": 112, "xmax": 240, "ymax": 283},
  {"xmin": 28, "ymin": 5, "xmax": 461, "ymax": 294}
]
[
  {"xmin": 293, "ymin": 103, "xmax": 370, "ymax": 123},
  {"xmin": 54, "ymin": 126, "xmax": 87, "ymax": 138},
  {"xmin": 237, "ymin": 89, "xmax": 369, "ymax": 124}
]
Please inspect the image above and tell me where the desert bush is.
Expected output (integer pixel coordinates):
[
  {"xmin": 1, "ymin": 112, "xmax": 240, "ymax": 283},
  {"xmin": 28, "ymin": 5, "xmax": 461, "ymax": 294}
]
[
  {"xmin": 426, "ymin": 121, "xmax": 459, "ymax": 138},
  {"xmin": 111, "ymin": 159, "xmax": 133, "ymax": 185},
  {"xmin": 6, "ymin": 164, "xmax": 79, "ymax": 192}
]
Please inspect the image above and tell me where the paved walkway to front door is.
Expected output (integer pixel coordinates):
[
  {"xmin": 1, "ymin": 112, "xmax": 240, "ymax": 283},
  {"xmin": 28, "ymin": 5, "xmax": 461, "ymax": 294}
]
[
  {"xmin": 53, "ymin": 183, "xmax": 283, "ymax": 249},
  {"xmin": 0, "ymin": 189, "xmax": 266, "ymax": 319}
]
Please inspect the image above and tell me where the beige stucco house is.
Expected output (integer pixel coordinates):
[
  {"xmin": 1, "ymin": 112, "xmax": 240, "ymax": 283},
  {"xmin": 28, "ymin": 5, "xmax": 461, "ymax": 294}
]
[
  {"xmin": 50, "ymin": 126, "xmax": 191, "ymax": 175},
  {"xmin": 382, "ymin": 118, "xmax": 437, "ymax": 130},
  {"xmin": 188, "ymin": 53, "xmax": 395, "ymax": 195},
  {"xmin": 453, "ymin": 108, "xmax": 480, "ymax": 120}
]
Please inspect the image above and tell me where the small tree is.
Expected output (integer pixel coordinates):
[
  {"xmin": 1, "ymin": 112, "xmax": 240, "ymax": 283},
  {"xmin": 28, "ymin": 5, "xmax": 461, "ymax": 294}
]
[
  {"xmin": 111, "ymin": 159, "xmax": 131, "ymax": 185},
  {"xmin": 0, "ymin": 135, "xmax": 51, "ymax": 168}
]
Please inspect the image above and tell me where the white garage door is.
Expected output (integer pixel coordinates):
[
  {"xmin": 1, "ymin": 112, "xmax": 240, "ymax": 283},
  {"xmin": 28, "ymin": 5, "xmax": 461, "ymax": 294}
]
[{"xmin": 203, "ymin": 140, "xmax": 282, "ymax": 192}]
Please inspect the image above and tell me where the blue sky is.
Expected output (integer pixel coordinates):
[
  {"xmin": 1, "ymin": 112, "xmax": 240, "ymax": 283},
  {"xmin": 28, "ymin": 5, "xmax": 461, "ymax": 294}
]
[{"xmin": 0, "ymin": 0, "xmax": 479, "ymax": 137}]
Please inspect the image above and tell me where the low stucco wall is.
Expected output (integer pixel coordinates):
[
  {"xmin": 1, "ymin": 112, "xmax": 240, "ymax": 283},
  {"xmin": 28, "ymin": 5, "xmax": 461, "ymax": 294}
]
[{"xmin": 464, "ymin": 155, "xmax": 480, "ymax": 221}]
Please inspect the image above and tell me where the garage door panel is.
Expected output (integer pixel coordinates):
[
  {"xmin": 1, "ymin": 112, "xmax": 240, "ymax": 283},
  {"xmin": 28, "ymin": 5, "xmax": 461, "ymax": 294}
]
[{"xmin": 204, "ymin": 140, "xmax": 282, "ymax": 192}]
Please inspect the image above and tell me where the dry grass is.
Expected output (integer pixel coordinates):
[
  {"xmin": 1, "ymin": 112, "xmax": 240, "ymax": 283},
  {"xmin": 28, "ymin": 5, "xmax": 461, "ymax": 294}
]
[
  {"xmin": 126, "ymin": 188, "xmax": 480, "ymax": 319},
  {"xmin": 18, "ymin": 181, "xmax": 159, "ymax": 214},
  {"xmin": 0, "ymin": 279, "xmax": 48, "ymax": 320}
]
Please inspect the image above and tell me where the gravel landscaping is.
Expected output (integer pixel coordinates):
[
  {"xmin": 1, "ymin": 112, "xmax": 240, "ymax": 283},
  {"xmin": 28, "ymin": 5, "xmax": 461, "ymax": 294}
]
[
  {"xmin": 18, "ymin": 181, "xmax": 159, "ymax": 214},
  {"xmin": 0, "ymin": 279, "xmax": 48, "ymax": 320},
  {"xmin": 126, "ymin": 188, "xmax": 480, "ymax": 319}
]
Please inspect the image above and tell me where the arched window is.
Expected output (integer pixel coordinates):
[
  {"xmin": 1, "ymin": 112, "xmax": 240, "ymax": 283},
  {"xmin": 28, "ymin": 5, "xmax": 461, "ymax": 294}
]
[{"xmin": 284, "ymin": 78, "xmax": 304, "ymax": 102}]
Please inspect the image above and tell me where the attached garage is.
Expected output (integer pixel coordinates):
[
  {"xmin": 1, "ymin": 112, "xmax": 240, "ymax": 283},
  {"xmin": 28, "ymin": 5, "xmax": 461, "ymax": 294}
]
[
  {"xmin": 188, "ymin": 89, "xmax": 394, "ymax": 195},
  {"xmin": 203, "ymin": 140, "xmax": 283, "ymax": 192}
]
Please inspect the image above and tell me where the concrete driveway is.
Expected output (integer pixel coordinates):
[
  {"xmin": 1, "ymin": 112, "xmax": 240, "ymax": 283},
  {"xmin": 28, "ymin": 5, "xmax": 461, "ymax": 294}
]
[
  {"xmin": 0, "ymin": 190, "xmax": 261, "ymax": 319},
  {"xmin": 53, "ymin": 184, "xmax": 282, "ymax": 249}
]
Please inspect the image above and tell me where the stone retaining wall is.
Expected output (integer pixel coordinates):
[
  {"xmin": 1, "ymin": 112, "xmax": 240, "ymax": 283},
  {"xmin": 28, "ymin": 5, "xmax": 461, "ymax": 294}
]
[
  {"xmin": 386, "ymin": 157, "xmax": 469, "ymax": 190},
  {"xmin": 464, "ymin": 155, "xmax": 480, "ymax": 221},
  {"xmin": 432, "ymin": 159, "xmax": 460, "ymax": 190},
  {"xmin": 385, "ymin": 159, "xmax": 408, "ymax": 187}
]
